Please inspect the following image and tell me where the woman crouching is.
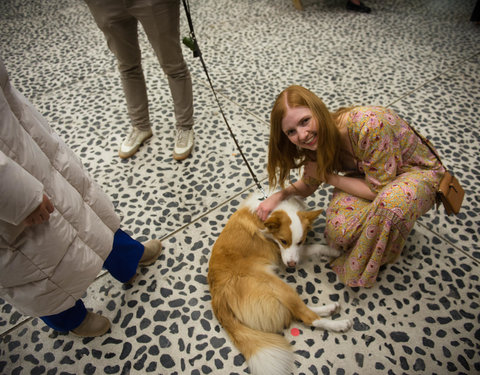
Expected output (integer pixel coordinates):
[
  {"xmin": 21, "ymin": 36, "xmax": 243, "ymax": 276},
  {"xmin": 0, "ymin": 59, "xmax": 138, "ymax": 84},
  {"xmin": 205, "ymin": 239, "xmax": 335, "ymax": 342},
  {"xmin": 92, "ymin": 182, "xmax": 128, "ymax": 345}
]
[{"xmin": 257, "ymin": 85, "xmax": 444, "ymax": 287}]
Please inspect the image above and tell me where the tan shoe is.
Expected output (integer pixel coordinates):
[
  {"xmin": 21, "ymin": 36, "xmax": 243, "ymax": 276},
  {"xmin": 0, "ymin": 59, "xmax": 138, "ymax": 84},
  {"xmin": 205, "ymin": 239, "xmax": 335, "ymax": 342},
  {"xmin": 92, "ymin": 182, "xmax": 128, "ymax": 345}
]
[
  {"xmin": 139, "ymin": 239, "xmax": 162, "ymax": 266},
  {"xmin": 71, "ymin": 312, "xmax": 111, "ymax": 337},
  {"xmin": 125, "ymin": 239, "xmax": 163, "ymax": 284},
  {"xmin": 119, "ymin": 127, "xmax": 153, "ymax": 159},
  {"xmin": 173, "ymin": 129, "xmax": 194, "ymax": 160}
]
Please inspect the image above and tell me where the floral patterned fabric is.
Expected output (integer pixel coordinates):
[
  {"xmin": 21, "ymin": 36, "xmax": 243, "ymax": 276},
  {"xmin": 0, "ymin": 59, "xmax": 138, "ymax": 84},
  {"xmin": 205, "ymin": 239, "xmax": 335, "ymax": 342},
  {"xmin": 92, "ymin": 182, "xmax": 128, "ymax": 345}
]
[{"xmin": 323, "ymin": 107, "xmax": 444, "ymax": 287}]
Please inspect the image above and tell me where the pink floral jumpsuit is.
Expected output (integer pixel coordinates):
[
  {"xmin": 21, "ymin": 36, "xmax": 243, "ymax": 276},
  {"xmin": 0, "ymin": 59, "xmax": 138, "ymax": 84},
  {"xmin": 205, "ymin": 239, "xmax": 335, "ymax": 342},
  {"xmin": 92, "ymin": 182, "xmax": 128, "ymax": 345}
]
[{"xmin": 321, "ymin": 107, "xmax": 444, "ymax": 287}]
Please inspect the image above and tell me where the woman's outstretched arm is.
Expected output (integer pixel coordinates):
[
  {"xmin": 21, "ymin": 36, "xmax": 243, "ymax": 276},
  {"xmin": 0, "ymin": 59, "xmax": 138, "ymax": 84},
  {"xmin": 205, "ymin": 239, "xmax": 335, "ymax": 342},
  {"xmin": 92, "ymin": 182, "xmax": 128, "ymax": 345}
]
[{"xmin": 326, "ymin": 174, "xmax": 377, "ymax": 201}]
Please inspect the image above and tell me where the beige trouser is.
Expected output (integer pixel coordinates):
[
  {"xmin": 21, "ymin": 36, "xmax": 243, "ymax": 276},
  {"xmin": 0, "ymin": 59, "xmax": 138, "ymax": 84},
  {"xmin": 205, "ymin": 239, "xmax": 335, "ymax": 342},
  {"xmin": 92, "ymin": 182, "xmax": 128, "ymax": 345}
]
[{"xmin": 86, "ymin": 0, "xmax": 194, "ymax": 131}]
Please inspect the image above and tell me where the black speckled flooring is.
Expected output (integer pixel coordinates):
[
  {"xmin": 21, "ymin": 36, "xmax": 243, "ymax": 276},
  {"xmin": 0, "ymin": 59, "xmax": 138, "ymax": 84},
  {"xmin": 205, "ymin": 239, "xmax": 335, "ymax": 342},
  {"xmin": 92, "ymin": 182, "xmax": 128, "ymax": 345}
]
[{"xmin": 1, "ymin": 0, "xmax": 479, "ymax": 374}]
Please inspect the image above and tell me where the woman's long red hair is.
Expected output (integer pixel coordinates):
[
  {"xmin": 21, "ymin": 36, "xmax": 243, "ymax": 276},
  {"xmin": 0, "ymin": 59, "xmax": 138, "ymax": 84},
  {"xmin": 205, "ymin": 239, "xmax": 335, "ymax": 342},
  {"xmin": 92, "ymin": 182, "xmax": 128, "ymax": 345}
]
[{"xmin": 267, "ymin": 85, "xmax": 345, "ymax": 188}]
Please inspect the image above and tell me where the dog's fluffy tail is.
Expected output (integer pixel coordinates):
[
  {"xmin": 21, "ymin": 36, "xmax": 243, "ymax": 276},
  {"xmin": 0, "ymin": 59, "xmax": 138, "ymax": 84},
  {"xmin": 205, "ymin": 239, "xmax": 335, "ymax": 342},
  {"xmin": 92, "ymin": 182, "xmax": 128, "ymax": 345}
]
[
  {"xmin": 213, "ymin": 298, "xmax": 293, "ymax": 375},
  {"xmin": 247, "ymin": 335, "xmax": 293, "ymax": 375}
]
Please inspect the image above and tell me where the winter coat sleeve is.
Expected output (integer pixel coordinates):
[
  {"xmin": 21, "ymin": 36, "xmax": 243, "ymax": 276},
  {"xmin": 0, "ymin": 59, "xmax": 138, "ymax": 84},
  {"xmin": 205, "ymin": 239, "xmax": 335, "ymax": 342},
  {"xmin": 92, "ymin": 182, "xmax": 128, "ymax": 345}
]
[
  {"xmin": 0, "ymin": 66, "xmax": 45, "ymax": 227},
  {"xmin": 0, "ymin": 150, "xmax": 44, "ymax": 225}
]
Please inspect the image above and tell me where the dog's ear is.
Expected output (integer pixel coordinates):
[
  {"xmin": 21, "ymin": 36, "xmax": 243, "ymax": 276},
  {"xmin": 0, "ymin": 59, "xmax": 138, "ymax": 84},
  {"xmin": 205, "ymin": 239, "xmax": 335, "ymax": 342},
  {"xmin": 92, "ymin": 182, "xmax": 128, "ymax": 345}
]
[
  {"xmin": 264, "ymin": 213, "xmax": 281, "ymax": 232},
  {"xmin": 299, "ymin": 209, "xmax": 323, "ymax": 224}
]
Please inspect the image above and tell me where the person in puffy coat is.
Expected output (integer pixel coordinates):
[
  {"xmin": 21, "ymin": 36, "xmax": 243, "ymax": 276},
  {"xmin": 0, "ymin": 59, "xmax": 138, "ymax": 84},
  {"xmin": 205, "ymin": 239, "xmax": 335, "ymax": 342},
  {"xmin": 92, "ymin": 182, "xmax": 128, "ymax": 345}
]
[{"xmin": 0, "ymin": 57, "xmax": 162, "ymax": 337}]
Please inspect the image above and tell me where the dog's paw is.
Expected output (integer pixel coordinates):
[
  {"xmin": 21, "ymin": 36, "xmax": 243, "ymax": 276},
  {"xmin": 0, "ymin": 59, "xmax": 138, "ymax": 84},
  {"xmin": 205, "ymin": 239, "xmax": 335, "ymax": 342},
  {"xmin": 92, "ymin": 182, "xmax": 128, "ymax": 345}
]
[
  {"xmin": 332, "ymin": 318, "xmax": 353, "ymax": 332},
  {"xmin": 305, "ymin": 244, "xmax": 341, "ymax": 258},
  {"xmin": 313, "ymin": 318, "xmax": 353, "ymax": 332},
  {"xmin": 309, "ymin": 302, "xmax": 340, "ymax": 317}
]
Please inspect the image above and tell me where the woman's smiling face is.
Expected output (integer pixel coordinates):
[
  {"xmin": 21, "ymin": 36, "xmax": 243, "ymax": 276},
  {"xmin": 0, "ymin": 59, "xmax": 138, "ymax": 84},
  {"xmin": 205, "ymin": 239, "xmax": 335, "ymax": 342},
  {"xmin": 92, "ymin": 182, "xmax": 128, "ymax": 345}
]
[{"xmin": 281, "ymin": 105, "xmax": 319, "ymax": 151}]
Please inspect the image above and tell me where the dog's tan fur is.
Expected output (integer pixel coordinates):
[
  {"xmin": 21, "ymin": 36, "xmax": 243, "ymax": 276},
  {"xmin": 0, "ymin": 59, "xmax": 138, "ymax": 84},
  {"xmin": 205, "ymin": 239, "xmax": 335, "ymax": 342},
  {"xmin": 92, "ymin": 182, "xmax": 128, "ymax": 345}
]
[{"xmin": 208, "ymin": 196, "xmax": 352, "ymax": 375}]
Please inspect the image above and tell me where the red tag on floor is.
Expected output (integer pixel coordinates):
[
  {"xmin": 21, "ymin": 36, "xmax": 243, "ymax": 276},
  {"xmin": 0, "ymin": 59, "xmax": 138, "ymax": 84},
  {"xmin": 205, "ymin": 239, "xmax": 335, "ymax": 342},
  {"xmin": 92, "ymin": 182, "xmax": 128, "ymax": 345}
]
[{"xmin": 290, "ymin": 328, "xmax": 300, "ymax": 336}]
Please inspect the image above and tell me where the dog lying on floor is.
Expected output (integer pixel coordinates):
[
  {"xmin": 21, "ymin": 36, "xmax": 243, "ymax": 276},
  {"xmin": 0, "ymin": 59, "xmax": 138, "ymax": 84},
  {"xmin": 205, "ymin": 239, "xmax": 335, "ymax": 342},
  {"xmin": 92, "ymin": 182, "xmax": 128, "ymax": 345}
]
[{"xmin": 208, "ymin": 193, "xmax": 353, "ymax": 375}]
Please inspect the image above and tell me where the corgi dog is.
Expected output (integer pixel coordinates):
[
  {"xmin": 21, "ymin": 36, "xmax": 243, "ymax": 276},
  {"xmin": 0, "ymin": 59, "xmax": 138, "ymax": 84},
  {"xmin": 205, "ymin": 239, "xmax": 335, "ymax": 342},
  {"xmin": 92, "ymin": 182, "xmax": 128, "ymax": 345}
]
[{"xmin": 208, "ymin": 193, "xmax": 352, "ymax": 375}]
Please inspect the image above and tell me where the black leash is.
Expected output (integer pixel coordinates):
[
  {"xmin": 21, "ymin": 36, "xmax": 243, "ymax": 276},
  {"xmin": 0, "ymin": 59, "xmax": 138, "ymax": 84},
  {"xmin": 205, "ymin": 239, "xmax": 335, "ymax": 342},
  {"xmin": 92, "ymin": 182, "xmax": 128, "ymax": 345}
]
[{"xmin": 181, "ymin": 0, "xmax": 267, "ymax": 200}]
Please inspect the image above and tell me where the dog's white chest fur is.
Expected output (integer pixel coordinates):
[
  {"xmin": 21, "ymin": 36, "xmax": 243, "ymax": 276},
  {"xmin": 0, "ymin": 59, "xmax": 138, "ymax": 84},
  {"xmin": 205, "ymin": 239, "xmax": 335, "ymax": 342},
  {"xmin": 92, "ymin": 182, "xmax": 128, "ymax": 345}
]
[{"xmin": 241, "ymin": 193, "xmax": 310, "ymax": 267}]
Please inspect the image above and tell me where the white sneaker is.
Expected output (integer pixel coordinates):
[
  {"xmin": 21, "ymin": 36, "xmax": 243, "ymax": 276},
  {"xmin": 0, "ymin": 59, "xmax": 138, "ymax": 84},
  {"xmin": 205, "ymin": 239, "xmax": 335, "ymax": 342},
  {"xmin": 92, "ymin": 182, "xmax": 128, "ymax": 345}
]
[
  {"xmin": 118, "ymin": 127, "xmax": 153, "ymax": 159},
  {"xmin": 173, "ymin": 128, "xmax": 194, "ymax": 160}
]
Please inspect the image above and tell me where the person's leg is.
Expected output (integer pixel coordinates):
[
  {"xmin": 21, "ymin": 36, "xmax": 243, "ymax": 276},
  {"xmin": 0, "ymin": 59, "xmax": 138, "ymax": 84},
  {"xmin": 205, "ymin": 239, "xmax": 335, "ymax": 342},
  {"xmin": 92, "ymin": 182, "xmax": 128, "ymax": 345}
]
[
  {"xmin": 324, "ymin": 190, "xmax": 371, "ymax": 252},
  {"xmin": 86, "ymin": 0, "xmax": 151, "ymax": 131},
  {"xmin": 128, "ymin": 0, "xmax": 194, "ymax": 159},
  {"xmin": 41, "ymin": 299, "xmax": 87, "ymax": 332},
  {"xmin": 86, "ymin": 0, "xmax": 153, "ymax": 158},
  {"xmin": 103, "ymin": 229, "xmax": 162, "ymax": 283},
  {"xmin": 39, "ymin": 229, "xmax": 160, "ymax": 336},
  {"xmin": 103, "ymin": 229, "xmax": 144, "ymax": 283},
  {"xmin": 131, "ymin": 0, "xmax": 194, "ymax": 130},
  {"xmin": 41, "ymin": 299, "xmax": 111, "ymax": 337},
  {"xmin": 326, "ymin": 171, "xmax": 437, "ymax": 287}
]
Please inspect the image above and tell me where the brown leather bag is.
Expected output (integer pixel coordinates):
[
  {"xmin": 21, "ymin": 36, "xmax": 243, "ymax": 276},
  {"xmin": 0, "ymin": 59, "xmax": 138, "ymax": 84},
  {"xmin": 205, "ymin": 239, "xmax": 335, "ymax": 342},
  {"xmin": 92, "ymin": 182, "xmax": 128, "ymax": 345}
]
[
  {"xmin": 437, "ymin": 171, "xmax": 465, "ymax": 215},
  {"xmin": 406, "ymin": 122, "xmax": 464, "ymax": 216}
]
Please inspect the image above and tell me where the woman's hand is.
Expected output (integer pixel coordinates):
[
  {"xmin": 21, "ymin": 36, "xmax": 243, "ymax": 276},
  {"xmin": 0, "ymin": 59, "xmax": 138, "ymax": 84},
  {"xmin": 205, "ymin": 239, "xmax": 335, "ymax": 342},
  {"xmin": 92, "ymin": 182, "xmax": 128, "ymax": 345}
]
[
  {"xmin": 24, "ymin": 194, "xmax": 54, "ymax": 226},
  {"xmin": 256, "ymin": 191, "xmax": 285, "ymax": 221},
  {"xmin": 257, "ymin": 179, "xmax": 320, "ymax": 221}
]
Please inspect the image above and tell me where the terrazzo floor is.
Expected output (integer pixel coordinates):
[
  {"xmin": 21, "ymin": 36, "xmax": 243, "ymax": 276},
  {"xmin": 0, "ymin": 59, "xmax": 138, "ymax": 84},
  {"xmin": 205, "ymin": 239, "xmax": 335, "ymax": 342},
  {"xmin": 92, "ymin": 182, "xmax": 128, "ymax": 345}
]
[{"xmin": 1, "ymin": 0, "xmax": 479, "ymax": 374}]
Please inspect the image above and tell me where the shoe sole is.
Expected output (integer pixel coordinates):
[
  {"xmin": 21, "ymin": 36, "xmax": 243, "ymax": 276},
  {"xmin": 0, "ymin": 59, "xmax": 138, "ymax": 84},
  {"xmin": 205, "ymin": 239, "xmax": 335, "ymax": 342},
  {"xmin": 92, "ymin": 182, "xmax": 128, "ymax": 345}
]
[
  {"xmin": 119, "ymin": 145, "xmax": 141, "ymax": 159},
  {"xmin": 173, "ymin": 151, "xmax": 192, "ymax": 161},
  {"xmin": 173, "ymin": 142, "xmax": 194, "ymax": 161}
]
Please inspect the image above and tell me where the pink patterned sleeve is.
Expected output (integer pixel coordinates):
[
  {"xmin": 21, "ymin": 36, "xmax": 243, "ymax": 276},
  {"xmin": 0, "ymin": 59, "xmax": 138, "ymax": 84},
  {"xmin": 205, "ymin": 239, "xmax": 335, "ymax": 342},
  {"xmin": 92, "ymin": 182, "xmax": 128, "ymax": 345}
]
[{"xmin": 354, "ymin": 109, "xmax": 402, "ymax": 193}]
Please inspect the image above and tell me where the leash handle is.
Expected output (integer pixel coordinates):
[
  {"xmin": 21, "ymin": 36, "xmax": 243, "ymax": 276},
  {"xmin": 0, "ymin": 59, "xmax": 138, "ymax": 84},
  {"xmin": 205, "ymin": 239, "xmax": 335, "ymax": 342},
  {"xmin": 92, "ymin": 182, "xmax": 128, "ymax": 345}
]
[{"xmin": 181, "ymin": 0, "xmax": 267, "ymax": 200}]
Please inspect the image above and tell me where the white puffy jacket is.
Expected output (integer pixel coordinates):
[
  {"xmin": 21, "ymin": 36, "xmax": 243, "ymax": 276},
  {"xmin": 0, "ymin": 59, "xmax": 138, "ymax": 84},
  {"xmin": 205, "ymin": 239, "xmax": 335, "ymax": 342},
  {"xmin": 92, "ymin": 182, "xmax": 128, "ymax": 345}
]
[{"xmin": 0, "ymin": 58, "xmax": 120, "ymax": 317}]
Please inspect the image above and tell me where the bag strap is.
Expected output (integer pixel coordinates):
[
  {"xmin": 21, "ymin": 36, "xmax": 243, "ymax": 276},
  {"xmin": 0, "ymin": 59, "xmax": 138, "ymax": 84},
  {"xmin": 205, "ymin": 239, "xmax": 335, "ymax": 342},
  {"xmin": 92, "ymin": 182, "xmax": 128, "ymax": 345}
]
[
  {"xmin": 403, "ymin": 121, "xmax": 453, "ymax": 210},
  {"xmin": 403, "ymin": 121, "xmax": 448, "ymax": 171}
]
